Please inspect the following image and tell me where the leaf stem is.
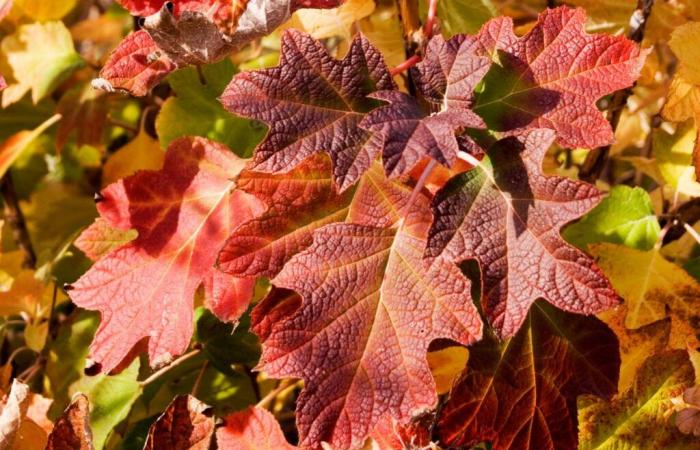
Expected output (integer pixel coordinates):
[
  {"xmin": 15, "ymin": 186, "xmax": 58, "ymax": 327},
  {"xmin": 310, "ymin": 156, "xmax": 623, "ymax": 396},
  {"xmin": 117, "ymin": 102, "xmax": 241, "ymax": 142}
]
[
  {"xmin": 390, "ymin": 55, "xmax": 422, "ymax": 76},
  {"xmin": 403, "ymin": 159, "xmax": 437, "ymax": 217},
  {"xmin": 1, "ymin": 172, "xmax": 36, "ymax": 269},
  {"xmin": 139, "ymin": 349, "xmax": 201, "ymax": 387}
]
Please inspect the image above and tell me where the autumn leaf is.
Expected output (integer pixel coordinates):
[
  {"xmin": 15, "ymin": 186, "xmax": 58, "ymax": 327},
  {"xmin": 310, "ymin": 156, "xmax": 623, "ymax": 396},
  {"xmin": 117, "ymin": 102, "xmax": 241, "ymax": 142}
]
[
  {"xmin": 74, "ymin": 218, "xmax": 138, "ymax": 261},
  {"xmin": 144, "ymin": 395, "xmax": 215, "ymax": 450},
  {"xmin": 427, "ymin": 129, "xmax": 618, "ymax": 338},
  {"xmin": 68, "ymin": 137, "xmax": 265, "ymax": 373},
  {"xmin": 262, "ymin": 173, "xmax": 482, "ymax": 449},
  {"xmin": 590, "ymin": 243, "xmax": 700, "ymax": 335},
  {"xmin": 0, "ymin": 114, "xmax": 60, "ymax": 180},
  {"xmin": 45, "ymin": 394, "xmax": 93, "ymax": 450},
  {"xmin": 677, "ymin": 386, "xmax": 700, "ymax": 437},
  {"xmin": 1, "ymin": 21, "xmax": 84, "ymax": 106},
  {"xmin": 473, "ymin": 6, "xmax": 649, "ymax": 149},
  {"xmin": 437, "ymin": 301, "xmax": 619, "ymax": 450},
  {"xmin": 102, "ymin": 122, "xmax": 164, "ymax": 186},
  {"xmin": 218, "ymin": 154, "xmax": 355, "ymax": 277},
  {"xmin": 216, "ymin": 406, "xmax": 297, "ymax": 449},
  {"xmin": 55, "ymin": 82, "xmax": 108, "ymax": 153},
  {"xmin": 578, "ymin": 350, "xmax": 697, "ymax": 449},
  {"xmin": 220, "ymin": 30, "xmax": 395, "ymax": 191},
  {"xmin": 360, "ymin": 90, "xmax": 484, "ymax": 177},
  {"xmin": 0, "ymin": 380, "xmax": 51, "ymax": 450},
  {"xmin": 410, "ymin": 33, "xmax": 491, "ymax": 111},
  {"xmin": 92, "ymin": 29, "xmax": 178, "ymax": 97}
]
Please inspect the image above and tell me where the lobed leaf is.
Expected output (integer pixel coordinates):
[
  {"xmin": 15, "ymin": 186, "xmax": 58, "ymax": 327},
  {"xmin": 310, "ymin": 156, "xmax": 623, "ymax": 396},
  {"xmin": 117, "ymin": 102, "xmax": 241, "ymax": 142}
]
[
  {"xmin": 68, "ymin": 137, "xmax": 265, "ymax": 373},
  {"xmin": 262, "ymin": 172, "xmax": 482, "ymax": 449},
  {"xmin": 220, "ymin": 30, "xmax": 395, "ymax": 192},
  {"xmin": 438, "ymin": 302, "xmax": 620, "ymax": 450},
  {"xmin": 427, "ymin": 129, "xmax": 618, "ymax": 338},
  {"xmin": 473, "ymin": 6, "xmax": 649, "ymax": 149}
]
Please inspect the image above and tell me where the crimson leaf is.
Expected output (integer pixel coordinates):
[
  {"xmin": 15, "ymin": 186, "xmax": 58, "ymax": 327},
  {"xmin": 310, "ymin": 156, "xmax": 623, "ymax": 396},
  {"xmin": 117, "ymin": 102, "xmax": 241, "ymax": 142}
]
[{"xmin": 426, "ymin": 129, "xmax": 619, "ymax": 338}]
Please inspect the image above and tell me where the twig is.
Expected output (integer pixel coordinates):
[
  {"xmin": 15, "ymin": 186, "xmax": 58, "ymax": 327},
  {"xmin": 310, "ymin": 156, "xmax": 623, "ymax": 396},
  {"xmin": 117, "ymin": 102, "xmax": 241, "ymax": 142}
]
[
  {"xmin": 139, "ymin": 349, "xmax": 201, "ymax": 387},
  {"xmin": 191, "ymin": 360, "xmax": 208, "ymax": 396},
  {"xmin": 390, "ymin": 55, "xmax": 422, "ymax": 76},
  {"xmin": 423, "ymin": 0, "xmax": 439, "ymax": 40},
  {"xmin": 1, "ymin": 172, "xmax": 36, "ymax": 269},
  {"xmin": 257, "ymin": 378, "xmax": 296, "ymax": 409},
  {"xmin": 579, "ymin": 0, "xmax": 654, "ymax": 182}
]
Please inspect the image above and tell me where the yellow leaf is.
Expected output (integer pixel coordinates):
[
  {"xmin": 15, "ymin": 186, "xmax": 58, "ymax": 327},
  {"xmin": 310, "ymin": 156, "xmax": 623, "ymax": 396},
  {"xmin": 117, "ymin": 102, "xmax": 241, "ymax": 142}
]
[
  {"xmin": 670, "ymin": 21, "xmax": 700, "ymax": 86},
  {"xmin": 597, "ymin": 306, "xmax": 672, "ymax": 391},
  {"xmin": 664, "ymin": 76, "xmax": 700, "ymax": 122},
  {"xmin": 653, "ymin": 120, "xmax": 700, "ymax": 198},
  {"xmin": 103, "ymin": 127, "xmax": 164, "ymax": 187},
  {"xmin": 283, "ymin": 0, "xmax": 375, "ymax": 40},
  {"xmin": 24, "ymin": 321, "xmax": 47, "ymax": 353},
  {"xmin": 358, "ymin": 5, "xmax": 406, "ymax": 69},
  {"xmin": 591, "ymin": 243, "xmax": 700, "ymax": 339},
  {"xmin": 427, "ymin": 346, "xmax": 468, "ymax": 395},
  {"xmin": 1, "ymin": 21, "xmax": 83, "ymax": 106},
  {"xmin": 14, "ymin": 0, "xmax": 77, "ymax": 21},
  {"xmin": 0, "ymin": 114, "xmax": 60, "ymax": 179}
]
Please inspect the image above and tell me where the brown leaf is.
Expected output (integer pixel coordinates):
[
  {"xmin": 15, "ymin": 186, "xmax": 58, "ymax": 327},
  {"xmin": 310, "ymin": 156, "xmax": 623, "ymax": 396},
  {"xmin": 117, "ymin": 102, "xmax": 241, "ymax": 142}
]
[
  {"xmin": 46, "ymin": 394, "xmax": 93, "ymax": 450},
  {"xmin": 144, "ymin": 395, "xmax": 214, "ymax": 450}
]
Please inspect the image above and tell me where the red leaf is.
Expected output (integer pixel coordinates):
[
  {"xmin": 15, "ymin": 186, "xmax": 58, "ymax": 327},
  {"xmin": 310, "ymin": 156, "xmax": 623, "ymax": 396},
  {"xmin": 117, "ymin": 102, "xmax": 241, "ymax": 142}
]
[
  {"xmin": 216, "ymin": 406, "xmax": 297, "ymax": 450},
  {"xmin": 438, "ymin": 302, "xmax": 619, "ymax": 450},
  {"xmin": 46, "ymin": 394, "xmax": 93, "ymax": 450},
  {"xmin": 427, "ymin": 129, "xmax": 618, "ymax": 338},
  {"xmin": 144, "ymin": 395, "xmax": 215, "ymax": 450},
  {"xmin": 220, "ymin": 30, "xmax": 395, "ymax": 192},
  {"xmin": 68, "ymin": 137, "xmax": 265, "ymax": 373},
  {"xmin": 92, "ymin": 30, "xmax": 177, "ymax": 97},
  {"xmin": 251, "ymin": 287, "xmax": 302, "ymax": 343},
  {"xmin": 410, "ymin": 34, "xmax": 491, "ymax": 111},
  {"xmin": 262, "ymin": 171, "xmax": 482, "ymax": 449},
  {"xmin": 218, "ymin": 154, "xmax": 354, "ymax": 278},
  {"xmin": 360, "ymin": 90, "xmax": 484, "ymax": 177},
  {"xmin": 473, "ymin": 6, "xmax": 649, "ymax": 148}
]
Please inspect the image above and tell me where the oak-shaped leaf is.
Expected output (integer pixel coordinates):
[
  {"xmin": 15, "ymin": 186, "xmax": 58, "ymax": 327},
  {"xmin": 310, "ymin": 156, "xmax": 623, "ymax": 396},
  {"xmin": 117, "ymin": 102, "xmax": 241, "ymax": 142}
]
[
  {"xmin": 473, "ymin": 6, "xmax": 649, "ymax": 149},
  {"xmin": 220, "ymin": 30, "xmax": 395, "ymax": 192},
  {"xmin": 438, "ymin": 301, "xmax": 620, "ymax": 450},
  {"xmin": 410, "ymin": 33, "xmax": 491, "ymax": 111},
  {"xmin": 677, "ymin": 386, "xmax": 700, "ymax": 437},
  {"xmin": 46, "ymin": 394, "xmax": 93, "ymax": 450},
  {"xmin": 360, "ymin": 90, "xmax": 484, "ymax": 178},
  {"xmin": 144, "ymin": 395, "xmax": 215, "ymax": 450},
  {"xmin": 427, "ymin": 129, "xmax": 619, "ymax": 338},
  {"xmin": 218, "ymin": 154, "xmax": 354, "ymax": 277},
  {"xmin": 262, "ymin": 175, "xmax": 483, "ymax": 449},
  {"xmin": 216, "ymin": 406, "xmax": 297, "ymax": 450},
  {"xmin": 68, "ymin": 137, "xmax": 265, "ymax": 373}
]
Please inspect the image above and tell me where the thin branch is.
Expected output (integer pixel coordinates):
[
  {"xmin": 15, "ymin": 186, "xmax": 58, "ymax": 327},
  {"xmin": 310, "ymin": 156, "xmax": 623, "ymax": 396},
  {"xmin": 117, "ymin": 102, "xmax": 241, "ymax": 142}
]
[
  {"xmin": 1, "ymin": 172, "xmax": 36, "ymax": 269},
  {"xmin": 139, "ymin": 349, "xmax": 201, "ymax": 387},
  {"xmin": 390, "ymin": 55, "xmax": 422, "ymax": 76},
  {"xmin": 191, "ymin": 360, "xmax": 208, "ymax": 396},
  {"xmin": 257, "ymin": 378, "xmax": 296, "ymax": 409},
  {"xmin": 579, "ymin": 0, "xmax": 654, "ymax": 182},
  {"xmin": 423, "ymin": 0, "xmax": 439, "ymax": 40}
]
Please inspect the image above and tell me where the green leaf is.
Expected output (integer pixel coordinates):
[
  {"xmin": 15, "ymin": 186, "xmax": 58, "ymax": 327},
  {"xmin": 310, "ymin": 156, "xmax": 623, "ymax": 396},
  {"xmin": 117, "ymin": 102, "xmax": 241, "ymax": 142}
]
[
  {"xmin": 563, "ymin": 185, "xmax": 660, "ymax": 251},
  {"xmin": 194, "ymin": 307, "xmax": 261, "ymax": 372},
  {"xmin": 45, "ymin": 309, "xmax": 142, "ymax": 450},
  {"xmin": 155, "ymin": 60, "xmax": 266, "ymax": 156},
  {"xmin": 420, "ymin": 0, "xmax": 495, "ymax": 36},
  {"xmin": 0, "ymin": 97, "xmax": 55, "ymax": 142},
  {"xmin": 73, "ymin": 360, "xmax": 141, "ymax": 450},
  {"xmin": 46, "ymin": 310, "xmax": 100, "ymax": 412}
]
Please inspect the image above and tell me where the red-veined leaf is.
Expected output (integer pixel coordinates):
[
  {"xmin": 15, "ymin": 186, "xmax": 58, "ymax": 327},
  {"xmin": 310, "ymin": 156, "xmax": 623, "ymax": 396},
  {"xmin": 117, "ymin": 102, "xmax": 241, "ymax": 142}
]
[
  {"xmin": 68, "ymin": 137, "xmax": 265, "ymax": 373},
  {"xmin": 427, "ymin": 129, "xmax": 618, "ymax": 337},
  {"xmin": 220, "ymin": 30, "xmax": 395, "ymax": 192},
  {"xmin": 473, "ymin": 6, "xmax": 649, "ymax": 148},
  {"xmin": 216, "ymin": 406, "xmax": 297, "ymax": 450}
]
